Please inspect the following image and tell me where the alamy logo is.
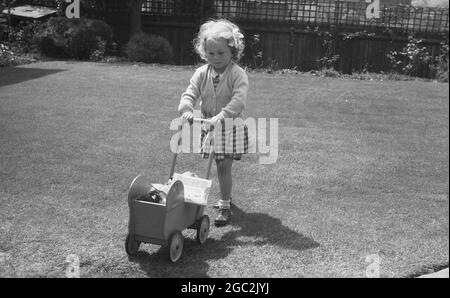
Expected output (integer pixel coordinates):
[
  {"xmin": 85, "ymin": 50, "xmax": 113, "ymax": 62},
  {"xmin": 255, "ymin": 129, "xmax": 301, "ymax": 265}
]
[
  {"xmin": 65, "ymin": 0, "xmax": 80, "ymax": 19},
  {"xmin": 170, "ymin": 110, "xmax": 278, "ymax": 165},
  {"xmin": 365, "ymin": 0, "xmax": 380, "ymax": 19},
  {"xmin": 65, "ymin": 254, "xmax": 80, "ymax": 278},
  {"xmin": 365, "ymin": 254, "xmax": 381, "ymax": 278}
]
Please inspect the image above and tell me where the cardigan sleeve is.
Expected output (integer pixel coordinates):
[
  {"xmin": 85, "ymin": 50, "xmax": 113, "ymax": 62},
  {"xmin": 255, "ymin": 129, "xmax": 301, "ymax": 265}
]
[
  {"xmin": 178, "ymin": 66, "xmax": 204, "ymax": 114},
  {"xmin": 218, "ymin": 67, "xmax": 248, "ymax": 118}
]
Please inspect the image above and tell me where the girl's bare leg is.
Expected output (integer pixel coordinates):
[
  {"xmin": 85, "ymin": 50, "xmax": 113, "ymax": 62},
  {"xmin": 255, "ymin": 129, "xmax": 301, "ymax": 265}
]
[
  {"xmin": 215, "ymin": 157, "xmax": 233, "ymax": 207},
  {"xmin": 214, "ymin": 157, "xmax": 233, "ymax": 225}
]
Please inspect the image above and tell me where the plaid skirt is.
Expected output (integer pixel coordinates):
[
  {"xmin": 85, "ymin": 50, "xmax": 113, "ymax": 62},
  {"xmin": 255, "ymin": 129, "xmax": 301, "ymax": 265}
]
[{"xmin": 200, "ymin": 120, "xmax": 249, "ymax": 160}]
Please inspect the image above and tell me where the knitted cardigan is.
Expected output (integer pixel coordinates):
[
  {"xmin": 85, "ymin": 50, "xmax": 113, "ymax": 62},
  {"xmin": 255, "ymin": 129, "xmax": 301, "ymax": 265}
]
[{"xmin": 178, "ymin": 61, "xmax": 249, "ymax": 119}]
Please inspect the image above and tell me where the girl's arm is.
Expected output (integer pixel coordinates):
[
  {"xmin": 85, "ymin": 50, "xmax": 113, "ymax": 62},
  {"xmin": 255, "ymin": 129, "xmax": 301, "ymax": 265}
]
[
  {"xmin": 217, "ymin": 68, "xmax": 249, "ymax": 119},
  {"xmin": 178, "ymin": 67, "xmax": 204, "ymax": 115}
]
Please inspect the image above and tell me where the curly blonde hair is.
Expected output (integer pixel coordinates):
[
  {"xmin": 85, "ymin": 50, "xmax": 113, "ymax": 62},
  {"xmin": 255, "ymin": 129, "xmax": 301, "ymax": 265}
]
[{"xmin": 194, "ymin": 19, "xmax": 245, "ymax": 62}]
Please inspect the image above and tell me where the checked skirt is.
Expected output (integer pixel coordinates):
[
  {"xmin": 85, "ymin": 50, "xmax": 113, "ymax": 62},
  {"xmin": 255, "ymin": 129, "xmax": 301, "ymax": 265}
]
[{"xmin": 199, "ymin": 120, "xmax": 249, "ymax": 160}]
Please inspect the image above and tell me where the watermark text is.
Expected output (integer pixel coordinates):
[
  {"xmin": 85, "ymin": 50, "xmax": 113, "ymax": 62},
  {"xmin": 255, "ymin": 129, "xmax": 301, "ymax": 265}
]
[
  {"xmin": 365, "ymin": 0, "xmax": 380, "ymax": 19},
  {"xmin": 170, "ymin": 110, "xmax": 278, "ymax": 164},
  {"xmin": 65, "ymin": 0, "xmax": 80, "ymax": 19}
]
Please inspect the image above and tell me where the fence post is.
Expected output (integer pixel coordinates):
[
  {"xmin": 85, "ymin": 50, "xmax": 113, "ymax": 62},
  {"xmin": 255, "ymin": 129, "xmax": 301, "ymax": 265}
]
[
  {"xmin": 334, "ymin": 0, "xmax": 341, "ymax": 26},
  {"xmin": 288, "ymin": 26, "xmax": 295, "ymax": 67},
  {"xmin": 6, "ymin": 0, "xmax": 11, "ymax": 37}
]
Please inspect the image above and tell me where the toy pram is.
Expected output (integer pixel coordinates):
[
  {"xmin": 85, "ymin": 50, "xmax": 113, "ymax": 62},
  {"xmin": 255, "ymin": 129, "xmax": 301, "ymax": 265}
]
[{"xmin": 125, "ymin": 118, "xmax": 214, "ymax": 263}]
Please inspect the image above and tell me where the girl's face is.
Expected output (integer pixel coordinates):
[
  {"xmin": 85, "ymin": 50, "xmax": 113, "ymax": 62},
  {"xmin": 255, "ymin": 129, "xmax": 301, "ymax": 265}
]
[{"xmin": 205, "ymin": 38, "xmax": 232, "ymax": 73}]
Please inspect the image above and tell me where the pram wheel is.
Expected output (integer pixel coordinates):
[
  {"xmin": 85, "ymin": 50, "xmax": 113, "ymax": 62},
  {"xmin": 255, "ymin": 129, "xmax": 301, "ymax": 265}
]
[
  {"xmin": 168, "ymin": 231, "xmax": 184, "ymax": 263},
  {"xmin": 196, "ymin": 215, "xmax": 210, "ymax": 244},
  {"xmin": 125, "ymin": 234, "xmax": 141, "ymax": 256}
]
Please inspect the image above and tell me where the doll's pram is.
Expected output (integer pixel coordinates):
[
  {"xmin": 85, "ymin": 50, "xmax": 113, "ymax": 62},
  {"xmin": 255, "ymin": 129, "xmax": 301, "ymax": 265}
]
[{"xmin": 125, "ymin": 118, "xmax": 214, "ymax": 263}]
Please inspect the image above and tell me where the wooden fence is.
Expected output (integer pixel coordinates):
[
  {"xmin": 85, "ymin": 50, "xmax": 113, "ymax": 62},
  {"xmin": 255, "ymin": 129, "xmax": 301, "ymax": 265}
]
[
  {"xmin": 214, "ymin": 0, "xmax": 449, "ymax": 34},
  {"xmin": 124, "ymin": 0, "xmax": 450, "ymax": 34},
  {"xmin": 3, "ymin": 0, "xmax": 445, "ymax": 76},
  {"xmin": 101, "ymin": 0, "xmax": 447, "ymax": 76},
  {"xmin": 240, "ymin": 25, "xmax": 446, "ymax": 74}
]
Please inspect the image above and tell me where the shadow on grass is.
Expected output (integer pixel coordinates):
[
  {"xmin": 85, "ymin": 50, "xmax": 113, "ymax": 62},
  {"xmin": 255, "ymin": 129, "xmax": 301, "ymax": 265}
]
[
  {"xmin": 0, "ymin": 67, "xmax": 66, "ymax": 87},
  {"xmin": 221, "ymin": 205, "xmax": 319, "ymax": 251},
  {"xmin": 127, "ymin": 238, "xmax": 232, "ymax": 278},
  {"xmin": 127, "ymin": 205, "xmax": 319, "ymax": 277}
]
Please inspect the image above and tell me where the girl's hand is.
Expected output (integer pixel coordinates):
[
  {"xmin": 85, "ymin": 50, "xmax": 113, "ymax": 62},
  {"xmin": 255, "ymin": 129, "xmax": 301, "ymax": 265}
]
[
  {"xmin": 181, "ymin": 111, "xmax": 194, "ymax": 123},
  {"xmin": 210, "ymin": 114, "xmax": 225, "ymax": 127}
]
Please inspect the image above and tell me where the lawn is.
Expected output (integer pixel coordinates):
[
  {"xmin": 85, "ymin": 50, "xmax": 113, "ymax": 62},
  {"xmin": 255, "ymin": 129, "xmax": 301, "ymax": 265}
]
[{"xmin": 0, "ymin": 61, "xmax": 448, "ymax": 278}]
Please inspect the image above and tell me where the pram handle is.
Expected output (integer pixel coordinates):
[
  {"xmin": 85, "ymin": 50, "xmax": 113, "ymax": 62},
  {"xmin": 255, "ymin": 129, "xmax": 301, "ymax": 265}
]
[
  {"xmin": 191, "ymin": 117, "xmax": 213, "ymax": 126},
  {"xmin": 169, "ymin": 118, "xmax": 215, "ymax": 181}
]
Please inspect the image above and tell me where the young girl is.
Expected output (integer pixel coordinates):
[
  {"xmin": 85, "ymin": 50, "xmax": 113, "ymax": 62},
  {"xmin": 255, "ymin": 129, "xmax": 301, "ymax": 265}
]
[{"xmin": 178, "ymin": 19, "xmax": 249, "ymax": 226}]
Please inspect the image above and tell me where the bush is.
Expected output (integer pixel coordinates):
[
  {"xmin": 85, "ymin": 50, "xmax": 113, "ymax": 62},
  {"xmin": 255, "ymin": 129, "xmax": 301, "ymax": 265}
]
[
  {"xmin": 33, "ymin": 16, "xmax": 113, "ymax": 60},
  {"xmin": 435, "ymin": 62, "xmax": 449, "ymax": 82},
  {"xmin": 66, "ymin": 23, "xmax": 98, "ymax": 60},
  {"xmin": 125, "ymin": 32, "xmax": 174, "ymax": 64},
  {"xmin": 387, "ymin": 35, "xmax": 434, "ymax": 78},
  {"xmin": 242, "ymin": 34, "xmax": 263, "ymax": 68},
  {"xmin": 0, "ymin": 43, "xmax": 17, "ymax": 67},
  {"xmin": 89, "ymin": 38, "xmax": 107, "ymax": 61},
  {"xmin": 6, "ymin": 21, "xmax": 42, "ymax": 54},
  {"xmin": 432, "ymin": 37, "xmax": 449, "ymax": 82},
  {"xmin": 85, "ymin": 18, "xmax": 113, "ymax": 48},
  {"xmin": 387, "ymin": 35, "xmax": 449, "ymax": 81},
  {"xmin": 317, "ymin": 30, "xmax": 340, "ymax": 70}
]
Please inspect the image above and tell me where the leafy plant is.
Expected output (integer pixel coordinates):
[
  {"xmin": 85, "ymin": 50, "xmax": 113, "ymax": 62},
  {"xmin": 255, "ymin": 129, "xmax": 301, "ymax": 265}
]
[
  {"xmin": 342, "ymin": 30, "xmax": 376, "ymax": 41},
  {"xmin": 243, "ymin": 34, "xmax": 263, "ymax": 69},
  {"xmin": 316, "ymin": 29, "xmax": 340, "ymax": 70},
  {"xmin": 125, "ymin": 32, "xmax": 174, "ymax": 64},
  {"xmin": 33, "ymin": 16, "xmax": 113, "ymax": 60},
  {"xmin": 89, "ymin": 37, "xmax": 107, "ymax": 61},
  {"xmin": 7, "ymin": 21, "xmax": 42, "ymax": 53},
  {"xmin": 387, "ymin": 35, "xmax": 433, "ymax": 77},
  {"xmin": 431, "ymin": 34, "xmax": 449, "ymax": 82},
  {"xmin": 0, "ymin": 42, "xmax": 16, "ymax": 67}
]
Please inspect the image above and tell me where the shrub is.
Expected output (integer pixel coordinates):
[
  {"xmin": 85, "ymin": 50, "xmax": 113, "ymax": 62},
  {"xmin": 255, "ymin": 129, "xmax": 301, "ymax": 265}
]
[
  {"xmin": 242, "ymin": 34, "xmax": 263, "ymax": 68},
  {"xmin": 387, "ymin": 35, "xmax": 433, "ymax": 78},
  {"xmin": 85, "ymin": 18, "xmax": 113, "ymax": 49},
  {"xmin": 432, "ymin": 36, "xmax": 449, "ymax": 82},
  {"xmin": 33, "ymin": 33, "xmax": 67, "ymax": 58},
  {"xmin": 33, "ymin": 19, "xmax": 70, "ymax": 58},
  {"xmin": 66, "ymin": 23, "xmax": 98, "ymax": 60},
  {"xmin": 317, "ymin": 30, "xmax": 340, "ymax": 70},
  {"xmin": 435, "ymin": 61, "xmax": 449, "ymax": 82},
  {"xmin": 89, "ymin": 37, "xmax": 107, "ymax": 61},
  {"xmin": 6, "ymin": 21, "xmax": 42, "ymax": 54},
  {"xmin": 0, "ymin": 43, "xmax": 17, "ymax": 67},
  {"xmin": 387, "ymin": 35, "xmax": 449, "ymax": 81},
  {"xmin": 33, "ymin": 16, "xmax": 113, "ymax": 60},
  {"xmin": 125, "ymin": 32, "xmax": 174, "ymax": 64}
]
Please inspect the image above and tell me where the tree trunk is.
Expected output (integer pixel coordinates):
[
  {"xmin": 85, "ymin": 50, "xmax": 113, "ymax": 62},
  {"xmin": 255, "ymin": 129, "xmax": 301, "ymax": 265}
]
[{"xmin": 127, "ymin": 0, "xmax": 143, "ymax": 37}]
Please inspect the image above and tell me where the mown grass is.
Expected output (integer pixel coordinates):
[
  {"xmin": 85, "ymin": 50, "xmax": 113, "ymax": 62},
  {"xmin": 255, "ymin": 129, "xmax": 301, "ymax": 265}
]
[{"xmin": 0, "ymin": 61, "xmax": 448, "ymax": 277}]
